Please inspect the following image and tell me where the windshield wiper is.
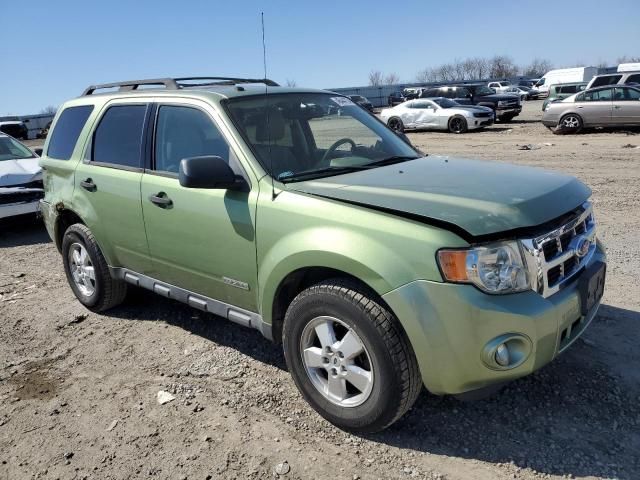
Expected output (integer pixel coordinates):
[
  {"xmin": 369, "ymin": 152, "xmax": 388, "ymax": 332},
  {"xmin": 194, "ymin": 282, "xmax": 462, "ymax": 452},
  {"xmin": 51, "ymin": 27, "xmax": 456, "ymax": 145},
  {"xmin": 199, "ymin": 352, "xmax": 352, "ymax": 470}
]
[
  {"xmin": 279, "ymin": 165, "xmax": 370, "ymax": 183},
  {"xmin": 362, "ymin": 155, "xmax": 421, "ymax": 167}
]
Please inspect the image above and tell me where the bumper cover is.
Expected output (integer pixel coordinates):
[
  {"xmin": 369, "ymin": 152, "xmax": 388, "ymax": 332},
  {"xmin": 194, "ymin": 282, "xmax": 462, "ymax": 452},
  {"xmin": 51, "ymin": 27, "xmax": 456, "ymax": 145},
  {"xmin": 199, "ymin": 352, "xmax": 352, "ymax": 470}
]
[{"xmin": 383, "ymin": 245, "xmax": 606, "ymax": 395}]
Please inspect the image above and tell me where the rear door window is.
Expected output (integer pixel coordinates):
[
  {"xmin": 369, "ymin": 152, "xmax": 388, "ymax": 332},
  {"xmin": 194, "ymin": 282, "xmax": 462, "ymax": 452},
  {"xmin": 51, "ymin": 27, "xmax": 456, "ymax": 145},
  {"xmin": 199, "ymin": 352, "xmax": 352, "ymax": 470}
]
[
  {"xmin": 625, "ymin": 74, "xmax": 640, "ymax": 84},
  {"xmin": 591, "ymin": 75, "xmax": 622, "ymax": 88},
  {"xmin": 615, "ymin": 87, "xmax": 640, "ymax": 101},
  {"xmin": 92, "ymin": 105, "xmax": 147, "ymax": 169},
  {"xmin": 46, "ymin": 105, "xmax": 94, "ymax": 160}
]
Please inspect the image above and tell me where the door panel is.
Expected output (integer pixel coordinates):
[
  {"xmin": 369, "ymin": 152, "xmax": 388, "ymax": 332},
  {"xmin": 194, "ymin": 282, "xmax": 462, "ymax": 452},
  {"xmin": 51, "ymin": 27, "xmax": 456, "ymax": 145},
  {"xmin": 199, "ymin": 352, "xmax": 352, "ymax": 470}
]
[
  {"xmin": 578, "ymin": 88, "xmax": 613, "ymax": 125},
  {"xmin": 612, "ymin": 87, "xmax": 640, "ymax": 124},
  {"xmin": 141, "ymin": 176, "xmax": 258, "ymax": 310}
]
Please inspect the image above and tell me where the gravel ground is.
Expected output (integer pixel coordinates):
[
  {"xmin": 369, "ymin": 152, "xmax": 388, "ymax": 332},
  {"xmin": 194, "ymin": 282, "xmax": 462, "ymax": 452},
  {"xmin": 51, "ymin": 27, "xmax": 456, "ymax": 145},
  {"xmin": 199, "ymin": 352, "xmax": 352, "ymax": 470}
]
[{"xmin": 1, "ymin": 100, "xmax": 639, "ymax": 480}]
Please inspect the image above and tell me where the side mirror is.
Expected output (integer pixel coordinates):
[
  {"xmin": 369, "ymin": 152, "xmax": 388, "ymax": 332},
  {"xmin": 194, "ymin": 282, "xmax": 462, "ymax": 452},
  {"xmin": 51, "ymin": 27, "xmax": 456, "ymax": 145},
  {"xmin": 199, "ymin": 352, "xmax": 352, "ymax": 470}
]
[
  {"xmin": 179, "ymin": 156, "xmax": 244, "ymax": 190},
  {"xmin": 33, "ymin": 147, "xmax": 43, "ymax": 156}
]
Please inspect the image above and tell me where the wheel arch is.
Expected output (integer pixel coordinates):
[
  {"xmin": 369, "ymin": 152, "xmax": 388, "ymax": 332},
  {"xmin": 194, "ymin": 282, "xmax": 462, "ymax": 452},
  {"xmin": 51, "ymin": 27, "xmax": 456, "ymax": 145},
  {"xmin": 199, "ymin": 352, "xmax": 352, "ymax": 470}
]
[{"xmin": 54, "ymin": 208, "xmax": 86, "ymax": 252}]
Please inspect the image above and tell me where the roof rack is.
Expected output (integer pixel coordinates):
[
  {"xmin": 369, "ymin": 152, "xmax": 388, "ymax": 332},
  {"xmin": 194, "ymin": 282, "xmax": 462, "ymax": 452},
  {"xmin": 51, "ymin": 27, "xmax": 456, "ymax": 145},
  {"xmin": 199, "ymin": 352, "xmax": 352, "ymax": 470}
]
[{"xmin": 81, "ymin": 77, "xmax": 279, "ymax": 96}]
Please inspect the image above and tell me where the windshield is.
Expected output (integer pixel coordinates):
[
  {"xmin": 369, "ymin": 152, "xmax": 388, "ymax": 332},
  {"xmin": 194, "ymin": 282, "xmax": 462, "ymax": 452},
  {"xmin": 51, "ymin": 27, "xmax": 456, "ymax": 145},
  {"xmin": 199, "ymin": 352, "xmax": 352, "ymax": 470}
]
[
  {"xmin": 0, "ymin": 136, "xmax": 35, "ymax": 161},
  {"xmin": 431, "ymin": 98, "xmax": 459, "ymax": 108},
  {"xmin": 472, "ymin": 85, "xmax": 495, "ymax": 96},
  {"xmin": 225, "ymin": 93, "xmax": 419, "ymax": 182}
]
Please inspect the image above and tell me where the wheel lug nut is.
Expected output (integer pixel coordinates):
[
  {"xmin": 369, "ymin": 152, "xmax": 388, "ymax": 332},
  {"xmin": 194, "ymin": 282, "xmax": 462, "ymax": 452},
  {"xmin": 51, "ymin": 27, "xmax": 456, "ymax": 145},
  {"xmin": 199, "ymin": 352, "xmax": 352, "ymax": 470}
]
[{"xmin": 338, "ymin": 352, "xmax": 344, "ymax": 358}]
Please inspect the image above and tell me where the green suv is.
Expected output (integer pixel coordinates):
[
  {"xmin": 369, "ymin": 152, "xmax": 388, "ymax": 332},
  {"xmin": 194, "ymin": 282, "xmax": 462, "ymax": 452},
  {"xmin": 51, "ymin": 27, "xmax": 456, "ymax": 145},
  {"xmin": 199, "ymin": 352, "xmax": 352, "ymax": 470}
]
[{"xmin": 40, "ymin": 77, "xmax": 606, "ymax": 432}]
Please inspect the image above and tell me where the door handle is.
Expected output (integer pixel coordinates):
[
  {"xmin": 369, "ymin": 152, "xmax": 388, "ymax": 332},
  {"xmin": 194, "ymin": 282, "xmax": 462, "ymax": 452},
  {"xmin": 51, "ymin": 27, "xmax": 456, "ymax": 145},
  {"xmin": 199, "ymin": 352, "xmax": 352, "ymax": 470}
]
[
  {"xmin": 149, "ymin": 192, "xmax": 173, "ymax": 208},
  {"xmin": 80, "ymin": 178, "xmax": 96, "ymax": 191},
  {"xmin": 613, "ymin": 105, "xmax": 621, "ymax": 109}
]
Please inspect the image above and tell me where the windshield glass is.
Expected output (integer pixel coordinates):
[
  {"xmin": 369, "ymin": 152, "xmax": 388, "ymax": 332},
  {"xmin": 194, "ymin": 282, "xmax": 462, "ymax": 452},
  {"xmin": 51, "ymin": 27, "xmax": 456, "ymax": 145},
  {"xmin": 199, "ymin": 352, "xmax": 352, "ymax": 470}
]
[
  {"xmin": 225, "ymin": 93, "xmax": 419, "ymax": 182},
  {"xmin": 0, "ymin": 136, "xmax": 35, "ymax": 161},
  {"xmin": 431, "ymin": 98, "xmax": 459, "ymax": 108},
  {"xmin": 473, "ymin": 85, "xmax": 495, "ymax": 96}
]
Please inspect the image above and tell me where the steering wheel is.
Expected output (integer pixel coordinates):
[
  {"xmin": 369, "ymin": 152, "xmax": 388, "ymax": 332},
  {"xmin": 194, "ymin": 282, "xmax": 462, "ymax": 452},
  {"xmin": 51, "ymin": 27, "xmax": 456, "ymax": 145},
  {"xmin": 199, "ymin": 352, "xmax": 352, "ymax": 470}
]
[{"xmin": 320, "ymin": 138, "xmax": 357, "ymax": 164}]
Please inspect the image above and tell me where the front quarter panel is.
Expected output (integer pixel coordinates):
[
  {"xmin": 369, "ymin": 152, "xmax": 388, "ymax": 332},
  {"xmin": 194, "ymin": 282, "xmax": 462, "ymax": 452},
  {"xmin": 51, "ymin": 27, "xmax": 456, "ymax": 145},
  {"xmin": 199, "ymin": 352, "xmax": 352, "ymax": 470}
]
[{"xmin": 256, "ymin": 177, "xmax": 468, "ymax": 325}]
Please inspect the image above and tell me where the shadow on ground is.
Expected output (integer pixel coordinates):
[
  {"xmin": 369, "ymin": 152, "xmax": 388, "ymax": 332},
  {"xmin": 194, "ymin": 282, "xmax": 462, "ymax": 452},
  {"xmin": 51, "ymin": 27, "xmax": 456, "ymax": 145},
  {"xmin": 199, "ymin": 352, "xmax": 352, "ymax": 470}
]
[
  {"xmin": 0, "ymin": 216, "xmax": 50, "ymax": 248},
  {"xmin": 110, "ymin": 288, "xmax": 640, "ymax": 479}
]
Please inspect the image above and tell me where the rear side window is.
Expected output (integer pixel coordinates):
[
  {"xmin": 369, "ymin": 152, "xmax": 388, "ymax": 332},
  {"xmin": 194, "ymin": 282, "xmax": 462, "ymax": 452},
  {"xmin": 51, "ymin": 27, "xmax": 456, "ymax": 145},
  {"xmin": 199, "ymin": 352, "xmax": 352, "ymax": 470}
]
[
  {"xmin": 591, "ymin": 75, "xmax": 621, "ymax": 88},
  {"xmin": 626, "ymin": 74, "xmax": 640, "ymax": 84},
  {"xmin": 92, "ymin": 105, "xmax": 147, "ymax": 168},
  {"xmin": 46, "ymin": 105, "xmax": 93, "ymax": 160}
]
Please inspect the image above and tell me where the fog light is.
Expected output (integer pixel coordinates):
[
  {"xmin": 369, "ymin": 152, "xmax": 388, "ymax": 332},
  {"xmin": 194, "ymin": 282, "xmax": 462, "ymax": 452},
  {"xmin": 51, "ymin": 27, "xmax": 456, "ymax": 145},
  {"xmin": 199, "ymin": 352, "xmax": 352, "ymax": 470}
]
[{"xmin": 495, "ymin": 343, "xmax": 510, "ymax": 367}]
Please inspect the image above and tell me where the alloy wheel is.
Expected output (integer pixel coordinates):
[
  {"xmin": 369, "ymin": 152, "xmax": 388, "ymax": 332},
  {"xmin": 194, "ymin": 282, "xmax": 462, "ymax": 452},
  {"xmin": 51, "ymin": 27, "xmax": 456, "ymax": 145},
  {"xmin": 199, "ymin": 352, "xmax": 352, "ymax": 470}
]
[
  {"xmin": 68, "ymin": 242, "xmax": 96, "ymax": 297},
  {"xmin": 300, "ymin": 316, "xmax": 374, "ymax": 407}
]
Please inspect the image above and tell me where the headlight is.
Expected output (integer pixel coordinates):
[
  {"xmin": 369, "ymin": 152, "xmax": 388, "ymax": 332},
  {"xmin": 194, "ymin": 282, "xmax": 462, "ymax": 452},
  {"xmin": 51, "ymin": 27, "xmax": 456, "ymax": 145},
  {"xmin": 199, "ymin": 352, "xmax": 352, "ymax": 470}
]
[{"xmin": 437, "ymin": 241, "xmax": 530, "ymax": 294}]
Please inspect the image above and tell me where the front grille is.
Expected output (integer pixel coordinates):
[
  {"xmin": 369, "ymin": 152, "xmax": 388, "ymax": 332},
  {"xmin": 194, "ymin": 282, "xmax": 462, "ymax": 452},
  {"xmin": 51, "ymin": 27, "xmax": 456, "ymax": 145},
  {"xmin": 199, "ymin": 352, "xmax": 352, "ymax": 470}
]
[
  {"xmin": 475, "ymin": 112, "xmax": 492, "ymax": 118},
  {"xmin": 521, "ymin": 202, "xmax": 596, "ymax": 298},
  {"xmin": 0, "ymin": 189, "xmax": 44, "ymax": 206}
]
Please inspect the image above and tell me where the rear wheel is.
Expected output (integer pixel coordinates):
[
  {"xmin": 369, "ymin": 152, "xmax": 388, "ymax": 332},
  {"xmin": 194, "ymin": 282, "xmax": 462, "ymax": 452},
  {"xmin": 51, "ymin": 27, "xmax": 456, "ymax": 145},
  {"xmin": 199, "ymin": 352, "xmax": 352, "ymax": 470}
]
[
  {"xmin": 62, "ymin": 224, "xmax": 127, "ymax": 312},
  {"xmin": 553, "ymin": 114, "xmax": 583, "ymax": 135},
  {"xmin": 448, "ymin": 115, "xmax": 468, "ymax": 134},
  {"xmin": 282, "ymin": 279, "xmax": 421, "ymax": 433},
  {"xmin": 387, "ymin": 117, "xmax": 404, "ymax": 133}
]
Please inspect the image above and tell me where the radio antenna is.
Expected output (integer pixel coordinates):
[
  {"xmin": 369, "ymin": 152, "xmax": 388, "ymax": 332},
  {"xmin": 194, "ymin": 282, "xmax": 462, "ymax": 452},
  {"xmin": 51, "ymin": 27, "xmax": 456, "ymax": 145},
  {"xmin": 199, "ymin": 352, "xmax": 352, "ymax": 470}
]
[{"xmin": 261, "ymin": 12, "xmax": 276, "ymax": 200}]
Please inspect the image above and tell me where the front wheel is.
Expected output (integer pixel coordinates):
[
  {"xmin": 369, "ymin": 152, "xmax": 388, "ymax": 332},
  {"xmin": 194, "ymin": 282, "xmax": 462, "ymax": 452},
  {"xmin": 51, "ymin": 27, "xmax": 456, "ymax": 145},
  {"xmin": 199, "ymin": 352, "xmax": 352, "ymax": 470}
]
[
  {"xmin": 553, "ymin": 114, "xmax": 583, "ymax": 135},
  {"xmin": 62, "ymin": 224, "xmax": 127, "ymax": 312},
  {"xmin": 282, "ymin": 279, "xmax": 421, "ymax": 433},
  {"xmin": 448, "ymin": 115, "xmax": 468, "ymax": 134},
  {"xmin": 387, "ymin": 116, "xmax": 404, "ymax": 133}
]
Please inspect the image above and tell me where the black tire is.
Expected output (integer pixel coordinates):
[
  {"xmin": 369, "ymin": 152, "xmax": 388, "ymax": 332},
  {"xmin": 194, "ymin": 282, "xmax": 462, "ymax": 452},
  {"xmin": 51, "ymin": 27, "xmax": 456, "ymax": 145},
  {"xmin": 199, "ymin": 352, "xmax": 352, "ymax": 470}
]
[
  {"xmin": 282, "ymin": 279, "xmax": 421, "ymax": 433},
  {"xmin": 552, "ymin": 113, "xmax": 583, "ymax": 135},
  {"xmin": 499, "ymin": 114, "xmax": 517, "ymax": 122},
  {"xmin": 61, "ymin": 223, "xmax": 127, "ymax": 312},
  {"xmin": 387, "ymin": 117, "xmax": 404, "ymax": 133},
  {"xmin": 448, "ymin": 115, "xmax": 468, "ymax": 134}
]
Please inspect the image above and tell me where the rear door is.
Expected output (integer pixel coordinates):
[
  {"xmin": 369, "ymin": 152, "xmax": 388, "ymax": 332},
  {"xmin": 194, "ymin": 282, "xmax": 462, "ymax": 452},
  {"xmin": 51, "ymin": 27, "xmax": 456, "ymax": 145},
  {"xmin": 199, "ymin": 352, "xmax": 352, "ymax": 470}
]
[
  {"xmin": 73, "ymin": 102, "xmax": 152, "ymax": 272},
  {"xmin": 577, "ymin": 88, "xmax": 614, "ymax": 125},
  {"xmin": 140, "ymin": 100, "xmax": 259, "ymax": 310},
  {"xmin": 612, "ymin": 87, "xmax": 640, "ymax": 124}
]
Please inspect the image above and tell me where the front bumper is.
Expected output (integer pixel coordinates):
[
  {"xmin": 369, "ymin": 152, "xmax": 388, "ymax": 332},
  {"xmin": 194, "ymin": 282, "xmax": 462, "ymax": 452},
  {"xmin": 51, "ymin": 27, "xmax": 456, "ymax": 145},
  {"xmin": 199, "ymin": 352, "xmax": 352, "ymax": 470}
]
[
  {"xmin": 496, "ymin": 106, "xmax": 522, "ymax": 117},
  {"xmin": 382, "ymin": 245, "xmax": 606, "ymax": 395},
  {"xmin": 0, "ymin": 188, "xmax": 44, "ymax": 219}
]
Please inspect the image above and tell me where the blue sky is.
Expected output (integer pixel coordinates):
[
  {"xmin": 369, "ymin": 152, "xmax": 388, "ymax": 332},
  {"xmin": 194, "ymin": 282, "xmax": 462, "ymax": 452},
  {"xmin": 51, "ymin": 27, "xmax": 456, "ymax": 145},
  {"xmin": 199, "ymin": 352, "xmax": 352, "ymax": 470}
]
[{"xmin": 2, "ymin": 0, "xmax": 639, "ymax": 115}]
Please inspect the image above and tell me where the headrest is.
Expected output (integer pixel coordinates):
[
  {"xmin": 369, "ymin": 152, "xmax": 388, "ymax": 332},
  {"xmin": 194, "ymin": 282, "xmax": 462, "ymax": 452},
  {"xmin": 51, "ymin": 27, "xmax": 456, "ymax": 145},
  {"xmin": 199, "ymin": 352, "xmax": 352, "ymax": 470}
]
[{"xmin": 256, "ymin": 109, "xmax": 286, "ymax": 142}]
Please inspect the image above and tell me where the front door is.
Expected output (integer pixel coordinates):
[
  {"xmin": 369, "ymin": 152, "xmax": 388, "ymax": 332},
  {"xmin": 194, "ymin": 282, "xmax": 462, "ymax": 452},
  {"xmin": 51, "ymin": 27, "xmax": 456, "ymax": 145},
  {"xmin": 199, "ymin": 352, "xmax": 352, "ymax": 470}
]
[
  {"xmin": 612, "ymin": 87, "xmax": 640, "ymax": 125},
  {"xmin": 578, "ymin": 88, "xmax": 613, "ymax": 125},
  {"xmin": 140, "ymin": 102, "xmax": 259, "ymax": 311},
  {"xmin": 73, "ymin": 102, "xmax": 152, "ymax": 273}
]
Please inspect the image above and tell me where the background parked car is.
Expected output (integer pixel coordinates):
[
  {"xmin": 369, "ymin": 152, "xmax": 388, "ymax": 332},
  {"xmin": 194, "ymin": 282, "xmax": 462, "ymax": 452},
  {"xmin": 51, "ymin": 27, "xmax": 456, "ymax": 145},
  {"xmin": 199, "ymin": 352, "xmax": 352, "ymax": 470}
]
[
  {"xmin": 542, "ymin": 82, "xmax": 587, "ymax": 111},
  {"xmin": 504, "ymin": 86, "xmax": 529, "ymax": 102},
  {"xmin": 542, "ymin": 85, "xmax": 640, "ymax": 134},
  {"xmin": 349, "ymin": 95, "xmax": 374, "ymax": 111},
  {"xmin": 402, "ymin": 87, "xmax": 427, "ymax": 100},
  {"xmin": 0, "ymin": 121, "xmax": 29, "ymax": 140},
  {"xmin": 586, "ymin": 71, "xmax": 640, "ymax": 89},
  {"xmin": 388, "ymin": 91, "xmax": 406, "ymax": 106},
  {"xmin": 419, "ymin": 84, "xmax": 522, "ymax": 121},
  {"xmin": 488, "ymin": 81, "xmax": 512, "ymax": 93},
  {"xmin": 0, "ymin": 132, "xmax": 43, "ymax": 219},
  {"xmin": 534, "ymin": 67, "xmax": 598, "ymax": 97},
  {"xmin": 380, "ymin": 97, "xmax": 494, "ymax": 134}
]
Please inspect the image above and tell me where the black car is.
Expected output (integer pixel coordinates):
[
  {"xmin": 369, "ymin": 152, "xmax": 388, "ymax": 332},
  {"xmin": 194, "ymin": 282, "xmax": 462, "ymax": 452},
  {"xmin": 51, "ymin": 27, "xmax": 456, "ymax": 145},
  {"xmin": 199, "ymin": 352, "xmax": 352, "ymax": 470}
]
[
  {"xmin": 387, "ymin": 91, "xmax": 406, "ymax": 106},
  {"xmin": 349, "ymin": 95, "xmax": 374, "ymax": 112},
  {"xmin": 420, "ymin": 84, "xmax": 522, "ymax": 121},
  {"xmin": 0, "ymin": 121, "xmax": 29, "ymax": 140}
]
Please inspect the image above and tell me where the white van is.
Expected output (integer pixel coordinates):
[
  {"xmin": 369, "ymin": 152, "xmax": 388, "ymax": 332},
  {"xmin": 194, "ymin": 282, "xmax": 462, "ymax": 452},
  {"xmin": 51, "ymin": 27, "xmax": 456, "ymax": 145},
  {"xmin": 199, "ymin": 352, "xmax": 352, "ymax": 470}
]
[
  {"xmin": 534, "ymin": 67, "xmax": 598, "ymax": 97},
  {"xmin": 618, "ymin": 63, "xmax": 640, "ymax": 72}
]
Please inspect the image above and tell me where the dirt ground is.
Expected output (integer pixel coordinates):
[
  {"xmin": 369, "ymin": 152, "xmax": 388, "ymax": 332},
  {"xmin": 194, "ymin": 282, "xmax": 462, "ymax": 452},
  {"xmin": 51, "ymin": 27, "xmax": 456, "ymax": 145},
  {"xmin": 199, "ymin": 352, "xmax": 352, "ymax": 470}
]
[{"xmin": 1, "ymin": 100, "xmax": 639, "ymax": 480}]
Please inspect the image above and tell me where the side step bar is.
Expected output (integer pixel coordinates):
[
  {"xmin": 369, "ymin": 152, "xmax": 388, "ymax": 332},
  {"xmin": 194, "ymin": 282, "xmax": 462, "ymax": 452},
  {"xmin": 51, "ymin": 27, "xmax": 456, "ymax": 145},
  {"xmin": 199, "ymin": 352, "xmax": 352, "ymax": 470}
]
[{"xmin": 109, "ymin": 267, "xmax": 272, "ymax": 340}]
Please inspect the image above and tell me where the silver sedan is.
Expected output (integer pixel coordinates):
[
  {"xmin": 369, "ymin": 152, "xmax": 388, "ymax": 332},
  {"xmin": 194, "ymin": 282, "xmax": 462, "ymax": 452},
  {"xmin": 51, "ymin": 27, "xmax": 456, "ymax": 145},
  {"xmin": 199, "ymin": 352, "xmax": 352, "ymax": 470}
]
[{"xmin": 542, "ymin": 85, "xmax": 640, "ymax": 134}]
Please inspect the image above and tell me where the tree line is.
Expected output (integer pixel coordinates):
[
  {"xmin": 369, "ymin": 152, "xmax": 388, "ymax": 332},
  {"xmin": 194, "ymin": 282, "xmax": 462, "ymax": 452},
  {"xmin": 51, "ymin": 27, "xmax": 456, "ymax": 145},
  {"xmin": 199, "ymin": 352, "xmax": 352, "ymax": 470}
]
[{"xmin": 368, "ymin": 55, "xmax": 640, "ymax": 86}]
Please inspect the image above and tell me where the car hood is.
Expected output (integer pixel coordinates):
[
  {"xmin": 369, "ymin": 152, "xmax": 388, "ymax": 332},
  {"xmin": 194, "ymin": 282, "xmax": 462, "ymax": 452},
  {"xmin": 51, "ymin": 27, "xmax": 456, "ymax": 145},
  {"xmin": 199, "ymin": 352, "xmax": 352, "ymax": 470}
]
[
  {"xmin": 286, "ymin": 156, "xmax": 591, "ymax": 239},
  {"xmin": 0, "ymin": 157, "xmax": 42, "ymax": 187}
]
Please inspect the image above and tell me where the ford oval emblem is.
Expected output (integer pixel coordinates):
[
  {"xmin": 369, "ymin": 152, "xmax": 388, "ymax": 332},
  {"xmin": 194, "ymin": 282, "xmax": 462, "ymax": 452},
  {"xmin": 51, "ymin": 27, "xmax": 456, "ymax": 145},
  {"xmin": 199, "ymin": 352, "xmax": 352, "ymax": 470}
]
[{"xmin": 575, "ymin": 237, "xmax": 591, "ymax": 258}]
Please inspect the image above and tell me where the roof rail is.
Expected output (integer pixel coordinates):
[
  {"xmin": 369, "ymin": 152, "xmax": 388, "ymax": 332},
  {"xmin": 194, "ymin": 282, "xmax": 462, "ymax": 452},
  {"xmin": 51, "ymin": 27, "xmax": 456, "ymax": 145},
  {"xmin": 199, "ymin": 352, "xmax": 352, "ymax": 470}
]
[{"xmin": 81, "ymin": 77, "xmax": 279, "ymax": 96}]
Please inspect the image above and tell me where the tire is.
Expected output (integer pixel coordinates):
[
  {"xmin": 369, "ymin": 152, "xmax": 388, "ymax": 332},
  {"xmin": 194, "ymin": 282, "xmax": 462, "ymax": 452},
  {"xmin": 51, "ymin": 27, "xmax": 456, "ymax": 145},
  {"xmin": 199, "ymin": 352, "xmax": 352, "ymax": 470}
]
[
  {"xmin": 282, "ymin": 279, "xmax": 422, "ymax": 433},
  {"xmin": 61, "ymin": 223, "xmax": 127, "ymax": 312},
  {"xmin": 387, "ymin": 117, "xmax": 404, "ymax": 133},
  {"xmin": 552, "ymin": 114, "xmax": 583, "ymax": 135},
  {"xmin": 499, "ymin": 114, "xmax": 516, "ymax": 122},
  {"xmin": 448, "ymin": 115, "xmax": 468, "ymax": 134}
]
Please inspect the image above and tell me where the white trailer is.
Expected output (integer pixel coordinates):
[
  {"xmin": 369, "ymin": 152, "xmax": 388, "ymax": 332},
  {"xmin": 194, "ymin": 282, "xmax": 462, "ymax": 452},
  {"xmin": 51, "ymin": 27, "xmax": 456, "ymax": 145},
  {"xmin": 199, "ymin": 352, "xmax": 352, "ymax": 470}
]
[
  {"xmin": 618, "ymin": 63, "xmax": 640, "ymax": 72},
  {"xmin": 533, "ymin": 67, "xmax": 598, "ymax": 96}
]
